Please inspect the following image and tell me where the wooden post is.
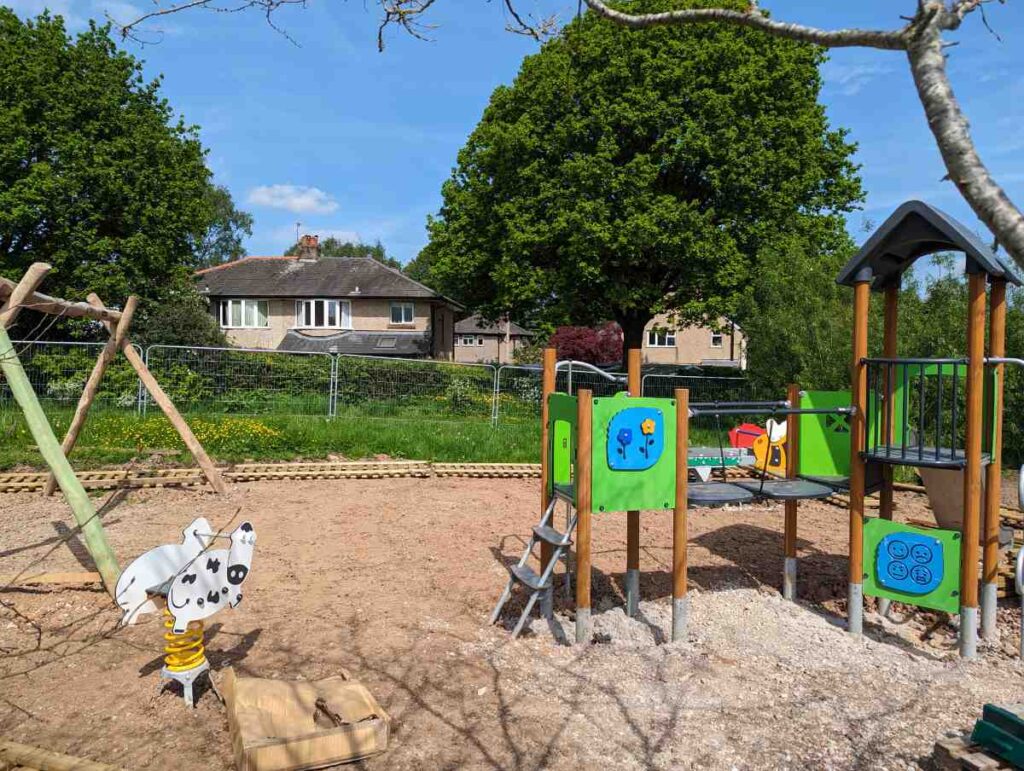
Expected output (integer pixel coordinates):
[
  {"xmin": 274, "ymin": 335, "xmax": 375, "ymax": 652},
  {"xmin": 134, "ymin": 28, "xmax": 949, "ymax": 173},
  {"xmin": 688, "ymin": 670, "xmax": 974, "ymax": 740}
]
[
  {"xmin": 672, "ymin": 388, "xmax": 689, "ymax": 641},
  {"xmin": 0, "ymin": 324, "xmax": 121, "ymax": 593},
  {"xmin": 982, "ymin": 278, "xmax": 1007, "ymax": 639},
  {"xmin": 539, "ymin": 347, "xmax": 557, "ymax": 618},
  {"xmin": 43, "ymin": 296, "xmax": 138, "ymax": 496},
  {"xmin": 0, "ymin": 263, "xmax": 52, "ymax": 328},
  {"xmin": 848, "ymin": 275, "xmax": 871, "ymax": 636},
  {"xmin": 625, "ymin": 347, "xmax": 641, "ymax": 617},
  {"xmin": 877, "ymin": 283, "xmax": 899, "ymax": 617},
  {"xmin": 575, "ymin": 388, "xmax": 593, "ymax": 644},
  {"xmin": 783, "ymin": 383, "xmax": 799, "ymax": 601},
  {"xmin": 961, "ymin": 271, "xmax": 987, "ymax": 658}
]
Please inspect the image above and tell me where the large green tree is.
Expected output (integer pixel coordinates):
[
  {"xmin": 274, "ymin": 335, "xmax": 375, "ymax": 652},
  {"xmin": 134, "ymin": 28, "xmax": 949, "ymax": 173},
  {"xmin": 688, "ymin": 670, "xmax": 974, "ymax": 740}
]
[
  {"xmin": 423, "ymin": 0, "xmax": 862, "ymax": 366},
  {"xmin": 0, "ymin": 10, "xmax": 225, "ymax": 313}
]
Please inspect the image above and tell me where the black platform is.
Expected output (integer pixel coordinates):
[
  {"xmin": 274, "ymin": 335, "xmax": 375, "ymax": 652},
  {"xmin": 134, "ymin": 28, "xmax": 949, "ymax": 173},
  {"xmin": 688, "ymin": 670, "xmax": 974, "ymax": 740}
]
[
  {"xmin": 688, "ymin": 483, "xmax": 755, "ymax": 506},
  {"xmin": 861, "ymin": 445, "xmax": 991, "ymax": 469},
  {"xmin": 732, "ymin": 478, "xmax": 834, "ymax": 500}
]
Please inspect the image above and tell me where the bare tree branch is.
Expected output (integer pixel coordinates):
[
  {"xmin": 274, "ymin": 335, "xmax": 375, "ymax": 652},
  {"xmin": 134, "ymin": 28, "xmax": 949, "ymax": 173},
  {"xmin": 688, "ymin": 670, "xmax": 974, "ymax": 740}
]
[{"xmin": 581, "ymin": 0, "xmax": 910, "ymax": 50}]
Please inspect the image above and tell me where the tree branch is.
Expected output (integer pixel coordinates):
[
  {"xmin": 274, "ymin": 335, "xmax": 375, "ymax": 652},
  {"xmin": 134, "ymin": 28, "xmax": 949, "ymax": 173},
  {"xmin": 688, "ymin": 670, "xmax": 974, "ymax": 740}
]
[{"xmin": 581, "ymin": 0, "xmax": 910, "ymax": 50}]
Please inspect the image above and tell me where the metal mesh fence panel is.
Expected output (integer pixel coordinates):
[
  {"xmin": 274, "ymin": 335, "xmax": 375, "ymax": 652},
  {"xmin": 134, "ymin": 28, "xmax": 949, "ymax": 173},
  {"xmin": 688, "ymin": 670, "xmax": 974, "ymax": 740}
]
[
  {"xmin": 332, "ymin": 354, "xmax": 497, "ymax": 424},
  {"xmin": 495, "ymin": 364, "xmax": 627, "ymax": 424},
  {"xmin": 0, "ymin": 340, "xmax": 143, "ymax": 413},
  {"xmin": 144, "ymin": 345, "xmax": 334, "ymax": 416}
]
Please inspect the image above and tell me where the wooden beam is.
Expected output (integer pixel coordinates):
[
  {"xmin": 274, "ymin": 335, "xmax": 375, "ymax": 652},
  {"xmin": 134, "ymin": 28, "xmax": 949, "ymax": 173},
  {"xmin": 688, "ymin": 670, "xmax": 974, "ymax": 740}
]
[
  {"xmin": 0, "ymin": 740, "xmax": 120, "ymax": 771},
  {"xmin": 961, "ymin": 271, "xmax": 987, "ymax": 658},
  {"xmin": 0, "ymin": 263, "xmax": 52, "ymax": 328},
  {"xmin": 982, "ymin": 278, "xmax": 1007, "ymax": 639},
  {"xmin": 575, "ymin": 388, "xmax": 593, "ymax": 644},
  {"xmin": 0, "ymin": 324, "xmax": 121, "ymax": 593},
  {"xmin": 119, "ymin": 341, "xmax": 225, "ymax": 494},
  {"xmin": 672, "ymin": 388, "xmax": 689, "ymax": 642},
  {"xmin": 0, "ymin": 275, "xmax": 122, "ymax": 324},
  {"xmin": 625, "ymin": 347, "xmax": 641, "ymax": 617},
  {"xmin": 42, "ymin": 296, "xmax": 138, "ymax": 496},
  {"xmin": 847, "ymin": 277, "xmax": 871, "ymax": 636},
  {"xmin": 539, "ymin": 348, "xmax": 557, "ymax": 587}
]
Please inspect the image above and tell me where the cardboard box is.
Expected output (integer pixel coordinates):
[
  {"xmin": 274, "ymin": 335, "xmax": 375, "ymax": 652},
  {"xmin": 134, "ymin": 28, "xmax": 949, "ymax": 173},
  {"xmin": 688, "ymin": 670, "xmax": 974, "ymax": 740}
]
[{"xmin": 222, "ymin": 667, "xmax": 390, "ymax": 771}]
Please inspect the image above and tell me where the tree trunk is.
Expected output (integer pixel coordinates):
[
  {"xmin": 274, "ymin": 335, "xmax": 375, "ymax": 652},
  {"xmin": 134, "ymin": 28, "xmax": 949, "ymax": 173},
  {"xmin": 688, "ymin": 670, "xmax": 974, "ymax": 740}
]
[{"xmin": 616, "ymin": 313, "xmax": 649, "ymax": 373}]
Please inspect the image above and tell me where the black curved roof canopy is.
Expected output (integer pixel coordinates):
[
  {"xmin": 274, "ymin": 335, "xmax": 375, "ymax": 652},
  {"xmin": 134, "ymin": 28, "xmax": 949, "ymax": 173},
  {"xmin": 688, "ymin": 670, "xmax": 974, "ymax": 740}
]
[{"xmin": 836, "ymin": 200, "xmax": 1023, "ymax": 290}]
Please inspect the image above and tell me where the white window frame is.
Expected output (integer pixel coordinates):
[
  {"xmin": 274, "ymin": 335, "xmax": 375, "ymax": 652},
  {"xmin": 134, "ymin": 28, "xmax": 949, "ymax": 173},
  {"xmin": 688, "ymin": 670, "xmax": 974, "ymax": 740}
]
[
  {"xmin": 390, "ymin": 302, "xmax": 415, "ymax": 326},
  {"xmin": 220, "ymin": 299, "xmax": 270, "ymax": 329},
  {"xmin": 294, "ymin": 299, "xmax": 351, "ymax": 330},
  {"xmin": 646, "ymin": 330, "xmax": 676, "ymax": 348},
  {"xmin": 710, "ymin": 332, "xmax": 724, "ymax": 349},
  {"xmin": 457, "ymin": 335, "xmax": 478, "ymax": 347}
]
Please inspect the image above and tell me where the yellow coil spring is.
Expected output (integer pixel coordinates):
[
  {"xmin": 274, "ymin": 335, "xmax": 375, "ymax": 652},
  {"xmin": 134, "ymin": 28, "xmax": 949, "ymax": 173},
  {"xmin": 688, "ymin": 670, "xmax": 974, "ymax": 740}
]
[{"xmin": 162, "ymin": 608, "xmax": 207, "ymax": 672}]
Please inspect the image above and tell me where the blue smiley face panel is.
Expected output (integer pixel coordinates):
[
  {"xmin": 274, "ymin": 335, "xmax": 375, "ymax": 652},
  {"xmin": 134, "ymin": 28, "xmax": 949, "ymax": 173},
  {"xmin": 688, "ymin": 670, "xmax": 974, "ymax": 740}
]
[
  {"xmin": 607, "ymin": 407, "xmax": 664, "ymax": 471},
  {"xmin": 875, "ymin": 531, "xmax": 944, "ymax": 595}
]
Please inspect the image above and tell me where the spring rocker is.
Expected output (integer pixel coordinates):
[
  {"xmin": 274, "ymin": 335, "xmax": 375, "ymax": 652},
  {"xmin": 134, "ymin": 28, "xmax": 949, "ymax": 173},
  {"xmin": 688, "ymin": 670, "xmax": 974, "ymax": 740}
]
[{"xmin": 116, "ymin": 518, "xmax": 257, "ymax": 706}]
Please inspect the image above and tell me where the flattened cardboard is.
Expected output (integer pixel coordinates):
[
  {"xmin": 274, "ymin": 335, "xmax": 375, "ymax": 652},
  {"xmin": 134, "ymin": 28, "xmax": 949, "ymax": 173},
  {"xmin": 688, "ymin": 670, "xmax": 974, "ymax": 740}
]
[{"xmin": 222, "ymin": 667, "xmax": 389, "ymax": 771}]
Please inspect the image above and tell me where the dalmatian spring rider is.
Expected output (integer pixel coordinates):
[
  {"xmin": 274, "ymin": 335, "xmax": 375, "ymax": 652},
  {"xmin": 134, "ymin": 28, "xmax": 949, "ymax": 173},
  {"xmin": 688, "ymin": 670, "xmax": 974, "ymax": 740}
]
[{"xmin": 118, "ymin": 519, "xmax": 257, "ymax": 707}]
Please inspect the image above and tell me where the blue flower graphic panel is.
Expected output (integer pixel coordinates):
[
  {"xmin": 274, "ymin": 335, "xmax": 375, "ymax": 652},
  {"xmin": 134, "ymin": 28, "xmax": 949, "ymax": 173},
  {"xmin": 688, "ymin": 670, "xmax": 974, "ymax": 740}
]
[{"xmin": 607, "ymin": 407, "xmax": 664, "ymax": 471}]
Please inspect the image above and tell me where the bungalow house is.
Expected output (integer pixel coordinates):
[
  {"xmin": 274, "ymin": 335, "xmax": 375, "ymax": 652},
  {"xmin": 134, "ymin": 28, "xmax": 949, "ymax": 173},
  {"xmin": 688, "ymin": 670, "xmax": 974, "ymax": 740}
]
[
  {"xmin": 453, "ymin": 315, "xmax": 534, "ymax": 364},
  {"xmin": 642, "ymin": 315, "xmax": 746, "ymax": 369},
  {"xmin": 194, "ymin": 235, "xmax": 459, "ymax": 358}
]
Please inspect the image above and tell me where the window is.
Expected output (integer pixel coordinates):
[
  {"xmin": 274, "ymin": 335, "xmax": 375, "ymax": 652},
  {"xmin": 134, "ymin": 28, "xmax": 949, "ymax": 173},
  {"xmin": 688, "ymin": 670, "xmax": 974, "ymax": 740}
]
[
  {"xmin": 390, "ymin": 302, "xmax": 415, "ymax": 325},
  {"xmin": 457, "ymin": 335, "xmax": 479, "ymax": 347},
  {"xmin": 647, "ymin": 330, "xmax": 676, "ymax": 348},
  {"xmin": 294, "ymin": 299, "xmax": 351, "ymax": 329},
  {"xmin": 376, "ymin": 336, "xmax": 398, "ymax": 350},
  {"xmin": 477, "ymin": 336, "xmax": 485, "ymax": 347},
  {"xmin": 220, "ymin": 299, "xmax": 269, "ymax": 329},
  {"xmin": 710, "ymin": 332, "xmax": 724, "ymax": 349}
]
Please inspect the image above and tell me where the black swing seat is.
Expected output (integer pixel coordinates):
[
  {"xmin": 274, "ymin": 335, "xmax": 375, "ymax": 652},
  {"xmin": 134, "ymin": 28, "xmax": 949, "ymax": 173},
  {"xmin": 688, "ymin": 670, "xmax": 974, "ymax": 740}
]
[
  {"xmin": 732, "ymin": 478, "xmax": 834, "ymax": 500},
  {"xmin": 688, "ymin": 482, "xmax": 755, "ymax": 506}
]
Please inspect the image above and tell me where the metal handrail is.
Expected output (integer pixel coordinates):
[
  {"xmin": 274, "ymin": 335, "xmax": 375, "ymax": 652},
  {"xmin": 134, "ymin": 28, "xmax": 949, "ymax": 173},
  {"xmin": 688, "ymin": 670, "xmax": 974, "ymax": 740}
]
[
  {"xmin": 863, "ymin": 357, "xmax": 968, "ymax": 365},
  {"xmin": 555, "ymin": 360, "xmax": 627, "ymax": 383},
  {"xmin": 688, "ymin": 406, "xmax": 853, "ymax": 418}
]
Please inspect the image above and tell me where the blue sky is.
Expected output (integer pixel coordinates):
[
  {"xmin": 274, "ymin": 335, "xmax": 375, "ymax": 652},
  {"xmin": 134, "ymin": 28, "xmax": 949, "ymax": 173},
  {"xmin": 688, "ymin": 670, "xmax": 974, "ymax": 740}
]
[{"xmin": 7, "ymin": 0, "xmax": 1024, "ymax": 265}]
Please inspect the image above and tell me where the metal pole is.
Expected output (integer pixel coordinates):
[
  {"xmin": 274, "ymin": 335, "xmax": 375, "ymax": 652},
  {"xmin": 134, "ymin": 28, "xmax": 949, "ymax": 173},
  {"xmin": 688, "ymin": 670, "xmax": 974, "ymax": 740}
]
[
  {"xmin": 575, "ymin": 388, "xmax": 593, "ymax": 644},
  {"xmin": 960, "ymin": 271, "xmax": 986, "ymax": 659},
  {"xmin": 982, "ymin": 278, "xmax": 1006, "ymax": 639},
  {"xmin": 626, "ymin": 348, "xmax": 641, "ymax": 617},
  {"xmin": 783, "ymin": 383, "xmax": 799, "ymax": 601},
  {"xmin": 848, "ymin": 274, "xmax": 871, "ymax": 637},
  {"xmin": 672, "ymin": 388, "xmax": 689, "ymax": 642},
  {"xmin": 877, "ymin": 283, "xmax": 899, "ymax": 616}
]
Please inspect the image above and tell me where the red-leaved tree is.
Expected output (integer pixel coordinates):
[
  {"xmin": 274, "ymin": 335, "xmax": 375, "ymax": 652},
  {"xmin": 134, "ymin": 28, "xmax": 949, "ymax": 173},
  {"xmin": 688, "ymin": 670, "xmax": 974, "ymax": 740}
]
[{"xmin": 548, "ymin": 322, "xmax": 623, "ymax": 365}]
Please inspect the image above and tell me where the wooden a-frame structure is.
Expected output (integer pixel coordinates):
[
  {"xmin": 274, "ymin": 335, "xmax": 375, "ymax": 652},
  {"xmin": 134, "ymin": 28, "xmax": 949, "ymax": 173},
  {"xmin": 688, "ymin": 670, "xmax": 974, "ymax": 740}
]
[{"xmin": 0, "ymin": 262, "xmax": 225, "ymax": 594}]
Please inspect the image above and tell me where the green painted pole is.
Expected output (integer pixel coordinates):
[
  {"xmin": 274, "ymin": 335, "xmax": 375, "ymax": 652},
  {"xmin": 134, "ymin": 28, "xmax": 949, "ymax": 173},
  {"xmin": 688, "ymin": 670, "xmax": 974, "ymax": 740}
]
[{"xmin": 0, "ymin": 325, "xmax": 120, "ymax": 592}]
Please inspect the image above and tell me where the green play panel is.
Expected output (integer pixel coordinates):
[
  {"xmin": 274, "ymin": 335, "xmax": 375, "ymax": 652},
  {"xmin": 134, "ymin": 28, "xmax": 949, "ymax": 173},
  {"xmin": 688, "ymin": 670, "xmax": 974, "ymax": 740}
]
[
  {"xmin": 862, "ymin": 517, "xmax": 961, "ymax": 614},
  {"xmin": 590, "ymin": 393, "xmax": 676, "ymax": 514}
]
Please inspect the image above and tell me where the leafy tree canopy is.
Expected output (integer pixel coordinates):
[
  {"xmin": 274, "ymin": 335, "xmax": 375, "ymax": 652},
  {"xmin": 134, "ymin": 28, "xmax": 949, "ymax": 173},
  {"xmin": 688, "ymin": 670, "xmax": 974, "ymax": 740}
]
[
  {"xmin": 196, "ymin": 185, "xmax": 254, "ymax": 267},
  {"xmin": 0, "ymin": 10, "xmax": 237, "ymax": 319},
  {"xmin": 423, "ymin": 0, "xmax": 862, "ymax": 367},
  {"xmin": 284, "ymin": 237, "xmax": 403, "ymax": 271}
]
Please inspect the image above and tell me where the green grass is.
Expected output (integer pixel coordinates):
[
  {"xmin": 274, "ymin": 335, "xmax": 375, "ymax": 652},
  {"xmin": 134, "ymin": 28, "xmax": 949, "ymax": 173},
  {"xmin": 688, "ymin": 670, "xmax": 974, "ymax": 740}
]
[{"xmin": 0, "ymin": 408, "xmax": 728, "ymax": 471}]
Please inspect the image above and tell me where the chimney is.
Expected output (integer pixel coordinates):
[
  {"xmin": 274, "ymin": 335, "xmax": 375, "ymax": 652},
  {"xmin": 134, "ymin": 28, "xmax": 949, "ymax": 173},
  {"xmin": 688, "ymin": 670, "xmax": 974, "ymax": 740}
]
[{"xmin": 297, "ymin": 234, "xmax": 320, "ymax": 260}]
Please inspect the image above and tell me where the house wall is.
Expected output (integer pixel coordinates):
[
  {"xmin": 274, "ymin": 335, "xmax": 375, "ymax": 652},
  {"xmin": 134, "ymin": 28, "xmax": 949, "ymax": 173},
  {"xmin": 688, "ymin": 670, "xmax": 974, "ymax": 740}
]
[
  {"xmin": 641, "ymin": 315, "xmax": 746, "ymax": 368},
  {"xmin": 454, "ymin": 334, "xmax": 529, "ymax": 364},
  {"xmin": 214, "ymin": 297, "xmax": 452, "ymax": 357},
  {"xmin": 431, "ymin": 305, "xmax": 455, "ymax": 361}
]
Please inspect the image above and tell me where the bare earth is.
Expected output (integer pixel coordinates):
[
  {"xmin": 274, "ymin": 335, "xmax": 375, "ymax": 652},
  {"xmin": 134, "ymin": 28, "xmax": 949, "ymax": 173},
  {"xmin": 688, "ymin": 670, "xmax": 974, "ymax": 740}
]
[{"xmin": 1, "ymin": 478, "xmax": 1023, "ymax": 770}]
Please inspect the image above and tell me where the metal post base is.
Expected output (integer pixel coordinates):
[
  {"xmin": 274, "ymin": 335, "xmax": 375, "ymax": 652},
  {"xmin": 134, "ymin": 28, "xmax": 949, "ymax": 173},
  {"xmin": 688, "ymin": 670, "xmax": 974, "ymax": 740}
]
[
  {"xmin": 783, "ymin": 557, "xmax": 797, "ymax": 601},
  {"xmin": 161, "ymin": 660, "xmax": 210, "ymax": 708},
  {"xmin": 847, "ymin": 582, "xmax": 863, "ymax": 637},
  {"xmin": 575, "ymin": 607, "xmax": 591, "ymax": 644},
  {"xmin": 672, "ymin": 595, "xmax": 689, "ymax": 643},
  {"xmin": 981, "ymin": 582, "xmax": 998, "ymax": 640},
  {"xmin": 960, "ymin": 606, "xmax": 979, "ymax": 659},
  {"xmin": 540, "ymin": 586, "xmax": 553, "ymax": 620},
  {"xmin": 877, "ymin": 598, "xmax": 891, "ymax": 618},
  {"xmin": 625, "ymin": 568, "xmax": 640, "ymax": 617}
]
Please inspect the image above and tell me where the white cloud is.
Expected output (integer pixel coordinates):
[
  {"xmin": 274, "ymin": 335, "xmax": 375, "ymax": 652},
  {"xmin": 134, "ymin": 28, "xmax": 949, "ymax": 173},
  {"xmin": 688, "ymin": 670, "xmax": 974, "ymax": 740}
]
[
  {"xmin": 824, "ymin": 62, "xmax": 894, "ymax": 97},
  {"xmin": 247, "ymin": 184, "xmax": 339, "ymax": 215}
]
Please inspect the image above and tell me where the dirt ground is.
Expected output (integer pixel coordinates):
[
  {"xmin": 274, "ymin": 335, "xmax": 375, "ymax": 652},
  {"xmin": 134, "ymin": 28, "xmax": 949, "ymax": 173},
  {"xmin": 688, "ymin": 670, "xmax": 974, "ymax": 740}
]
[{"xmin": 2, "ymin": 477, "xmax": 1024, "ymax": 770}]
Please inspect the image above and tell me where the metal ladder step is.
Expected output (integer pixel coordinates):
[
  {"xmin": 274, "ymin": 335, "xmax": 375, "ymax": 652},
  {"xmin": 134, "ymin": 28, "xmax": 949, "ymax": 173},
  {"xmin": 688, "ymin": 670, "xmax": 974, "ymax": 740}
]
[
  {"xmin": 509, "ymin": 564, "xmax": 551, "ymax": 591},
  {"xmin": 532, "ymin": 524, "xmax": 572, "ymax": 547}
]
